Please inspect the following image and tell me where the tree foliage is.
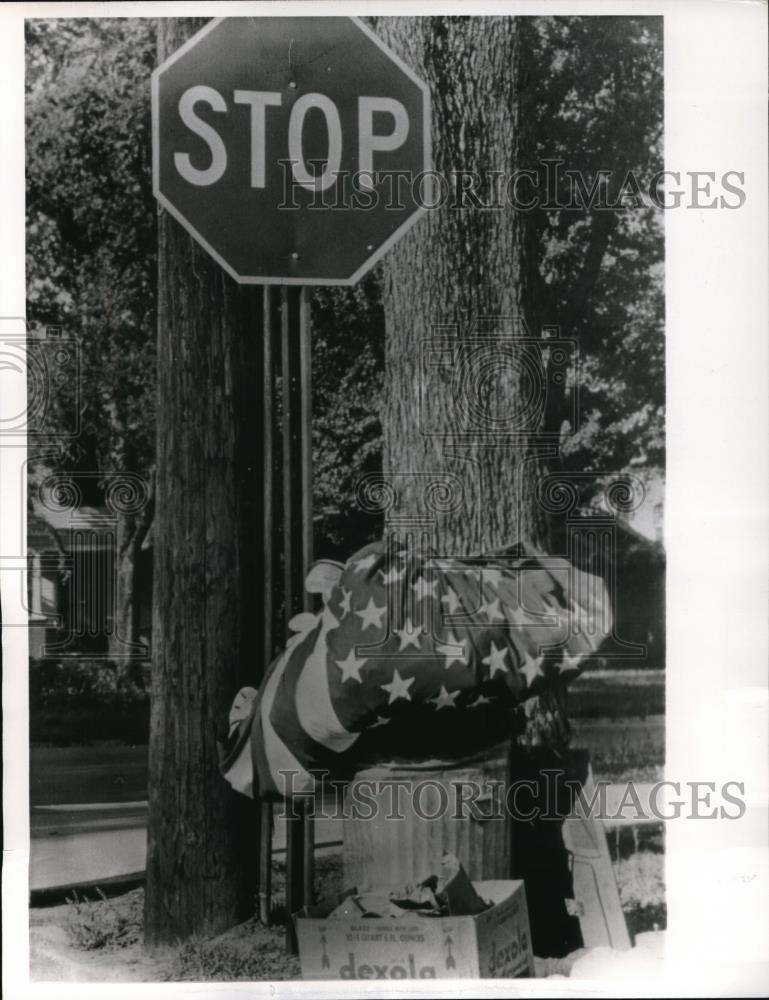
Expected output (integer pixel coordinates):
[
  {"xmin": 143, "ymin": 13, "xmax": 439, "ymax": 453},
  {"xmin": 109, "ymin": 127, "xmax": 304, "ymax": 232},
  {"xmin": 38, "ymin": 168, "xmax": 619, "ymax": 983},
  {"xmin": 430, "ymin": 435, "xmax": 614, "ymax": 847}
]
[
  {"xmin": 526, "ymin": 16, "xmax": 664, "ymax": 486},
  {"xmin": 26, "ymin": 18, "xmax": 157, "ymax": 488},
  {"xmin": 310, "ymin": 273, "xmax": 385, "ymax": 557}
]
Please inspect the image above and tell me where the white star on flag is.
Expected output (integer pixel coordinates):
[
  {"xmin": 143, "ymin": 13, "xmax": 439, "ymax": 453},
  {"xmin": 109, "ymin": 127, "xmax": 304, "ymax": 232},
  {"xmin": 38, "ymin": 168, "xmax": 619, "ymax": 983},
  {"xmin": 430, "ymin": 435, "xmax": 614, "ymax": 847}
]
[
  {"xmin": 482, "ymin": 641, "xmax": 509, "ymax": 676},
  {"xmin": 519, "ymin": 646, "xmax": 544, "ymax": 686},
  {"xmin": 355, "ymin": 598, "xmax": 386, "ymax": 631},
  {"xmin": 558, "ymin": 650, "xmax": 583, "ymax": 675},
  {"xmin": 350, "ymin": 552, "xmax": 378, "ymax": 574},
  {"xmin": 381, "ymin": 668, "xmax": 415, "ymax": 704},
  {"xmin": 370, "ymin": 715, "xmax": 390, "ymax": 727},
  {"xmin": 335, "ymin": 649, "xmax": 366, "ymax": 683},
  {"xmin": 411, "ymin": 576, "xmax": 438, "ymax": 601},
  {"xmin": 503, "ymin": 603, "xmax": 528, "ymax": 626},
  {"xmin": 429, "ymin": 685, "xmax": 460, "ymax": 710},
  {"xmin": 394, "ymin": 619, "xmax": 422, "ymax": 651},
  {"xmin": 441, "ymin": 588, "xmax": 462, "ymax": 614},
  {"xmin": 481, "ymin": 597, "xmax": 504, "ymax": 622},
  {"xmin": 337, "ymin": 588, "xmax": 352, "ymax": 618},
  {"xmin": 383, "ymin": 564, "xmax": 406, "ymax": 585},
  {"xmin": 499, "ymin": 598, "xmax": 519, "ymax": 624},
  {"xmin": 436, "ymin": 633, "xmax": 466, "ymax": 669},
  {"xmin": 468, "ymin": 693, "xmax": 493, "ymax": 708}
]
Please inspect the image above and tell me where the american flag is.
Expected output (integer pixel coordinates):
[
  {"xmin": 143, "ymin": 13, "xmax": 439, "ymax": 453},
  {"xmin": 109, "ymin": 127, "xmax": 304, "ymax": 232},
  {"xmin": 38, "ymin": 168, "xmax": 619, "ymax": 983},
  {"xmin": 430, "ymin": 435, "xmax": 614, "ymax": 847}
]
[{"xmin": 221, "ymin": 538, "xmax": 610, "ymax": 800}]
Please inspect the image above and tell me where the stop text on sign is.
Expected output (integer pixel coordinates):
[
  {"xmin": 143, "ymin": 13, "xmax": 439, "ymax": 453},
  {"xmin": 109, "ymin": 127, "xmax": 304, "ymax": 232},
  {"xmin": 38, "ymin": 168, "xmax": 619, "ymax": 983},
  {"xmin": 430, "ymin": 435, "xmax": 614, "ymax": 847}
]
[
  {"xmin": 152, "ymin": 16, "xmax": 430, "ymax": 285},
  {"xmin": 175, "ymin": 86, "xmax": 410, "ymax": 192}
]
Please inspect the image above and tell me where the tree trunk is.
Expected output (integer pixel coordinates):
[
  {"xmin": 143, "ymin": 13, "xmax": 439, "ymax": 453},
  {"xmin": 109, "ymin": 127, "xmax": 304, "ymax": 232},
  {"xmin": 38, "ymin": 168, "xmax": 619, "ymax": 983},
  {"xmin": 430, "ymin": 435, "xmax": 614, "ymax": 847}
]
[
  {"xmin": 145, "ymin": 17, "xmax": 262, "ymax": 947},
  {"xmin": 375, "ymin": 16, "xmax": 549, "ymax": 557},
  {"xmin": 376, "ymin": 17, "xmax": 573, "ymax": 752},
  {"xmin": 109, "ymin": 526, "xmax": 138, "ymax": 658},
  {"xmin": 108, "ymin": 500, "xmax": 153, "ymax": 678}
]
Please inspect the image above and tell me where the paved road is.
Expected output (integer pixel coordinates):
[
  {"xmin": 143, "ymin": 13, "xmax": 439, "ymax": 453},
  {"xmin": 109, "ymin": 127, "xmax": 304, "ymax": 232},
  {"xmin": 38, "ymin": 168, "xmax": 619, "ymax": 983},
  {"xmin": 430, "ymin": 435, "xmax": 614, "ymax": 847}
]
[
  {"xmin": 31, "ymin": 826, "xmax": 148, "ymax": 893},
  {"xmin": 31, "ymin": 786, "xmax": 662, "ymax": 893},
  {"xmin": 30, "ymin": 806, "xmax": 343, "ymax": 893}
]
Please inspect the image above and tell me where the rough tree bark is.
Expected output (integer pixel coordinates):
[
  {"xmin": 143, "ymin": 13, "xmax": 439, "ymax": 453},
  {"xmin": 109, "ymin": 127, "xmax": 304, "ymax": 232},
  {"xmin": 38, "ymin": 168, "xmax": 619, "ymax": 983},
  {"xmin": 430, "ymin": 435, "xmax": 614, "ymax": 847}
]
[
  {"xmin": 376, "ymin": 16, "xmax": 550, "ymax": 556},
  {"xmin": 376, "ymin": 18, "xmax": 575, "ymax": 753},
  {"xmin": 144, "ymin": 17, "xmax": 262, "ymax": 947}
]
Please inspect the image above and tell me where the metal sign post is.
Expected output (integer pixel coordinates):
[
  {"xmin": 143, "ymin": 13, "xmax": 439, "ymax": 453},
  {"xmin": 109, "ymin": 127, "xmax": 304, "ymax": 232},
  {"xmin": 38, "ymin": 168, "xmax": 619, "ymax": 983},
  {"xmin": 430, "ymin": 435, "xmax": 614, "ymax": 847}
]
[
  {"xmin": 280, "ymin": 286, "xmax": 314, "ymax": 950},
  {"xmin": 256, "ymin": 284, "xmax": 314, "ymax": 943},
  {"xmin": 258, "ymin": 286, "xmax": 277, "ymax": 928}
]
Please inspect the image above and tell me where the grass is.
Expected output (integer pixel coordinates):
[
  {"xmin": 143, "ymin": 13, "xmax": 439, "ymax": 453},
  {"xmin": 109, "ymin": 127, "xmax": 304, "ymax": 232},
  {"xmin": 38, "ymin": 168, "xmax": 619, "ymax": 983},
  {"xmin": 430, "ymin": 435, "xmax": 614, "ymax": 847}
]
[
  {"xmin": 569, "ymin": 670, "xmax": 664, "ymax": 720},
  {"xmin": 65, "ymin": 887, "xmax": 143, "ymax": 951},
  {"xmin": 53, "ymin": 847, "xmax": 664, "ymax": 981},
  {"xmin": 31, "ymin": 703, "xmax": 149, "ymax": 747},
  {"xmin": 582, "ymin": 727, "xmax": 664, "ymax": 783},
  {"xmin": 268, "ymin": 853, "xmax": 345, "ymax": 924},
  {"xmin": 569, "ymin": 672, "xmax": 665, "ymax": 781},
  {"xmin": 166, "ymin": 927, "xmax": 299, "ymax": 982},
  {"xmin": 616, "ymin": 850, "xmax": 666, "ymax": 941}
]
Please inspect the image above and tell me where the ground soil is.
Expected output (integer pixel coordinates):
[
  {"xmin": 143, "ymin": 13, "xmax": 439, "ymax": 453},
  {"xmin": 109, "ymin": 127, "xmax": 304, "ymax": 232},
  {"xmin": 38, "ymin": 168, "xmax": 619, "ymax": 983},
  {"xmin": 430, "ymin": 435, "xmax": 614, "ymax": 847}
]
[{"xmin": 28, "ymin": 850, "xmax": 664, "ymax": 983}]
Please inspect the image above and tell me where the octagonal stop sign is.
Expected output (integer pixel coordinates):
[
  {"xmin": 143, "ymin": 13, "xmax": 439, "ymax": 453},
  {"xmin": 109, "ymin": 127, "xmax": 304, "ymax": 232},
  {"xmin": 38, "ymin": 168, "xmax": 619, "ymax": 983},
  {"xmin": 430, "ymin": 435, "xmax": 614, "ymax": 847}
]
[{"xmin": 152, "ymin": 17, "xmax": 431, "ymax": 285}]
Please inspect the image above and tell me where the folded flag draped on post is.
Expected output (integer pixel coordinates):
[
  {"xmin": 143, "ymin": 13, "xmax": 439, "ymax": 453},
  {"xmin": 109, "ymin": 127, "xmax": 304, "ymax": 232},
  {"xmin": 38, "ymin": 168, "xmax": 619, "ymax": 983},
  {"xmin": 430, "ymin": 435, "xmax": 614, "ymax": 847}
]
[{"xmin": 221, "ymin": 539, "xmax": 611, "ymax": 800}]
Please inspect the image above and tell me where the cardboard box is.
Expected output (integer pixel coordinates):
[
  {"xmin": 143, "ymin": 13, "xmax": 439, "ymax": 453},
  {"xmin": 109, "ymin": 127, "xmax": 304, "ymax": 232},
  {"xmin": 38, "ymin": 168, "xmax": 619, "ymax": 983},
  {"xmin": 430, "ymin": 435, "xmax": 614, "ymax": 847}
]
[{"xmin": 295, "ymin": 879, "xmax": 534, "ymax": 980}]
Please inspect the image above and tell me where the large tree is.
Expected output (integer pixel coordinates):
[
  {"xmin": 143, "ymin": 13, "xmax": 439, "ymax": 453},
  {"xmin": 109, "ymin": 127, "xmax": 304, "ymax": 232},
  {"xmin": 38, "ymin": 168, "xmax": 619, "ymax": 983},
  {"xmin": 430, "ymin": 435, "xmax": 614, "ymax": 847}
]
[
  {"xmin": 375, "ymin": 16, "xmax": 550, "ymax": 555},
  {"xmin": 374, "ymin": 14, "xmax": 663, "ymax": 542},
  {"xmin": 143, "ymin": 16, "xmax": 263, "ymax": 948},
  {"xmin": 373, "ymin": 16, "xmax": 663, "ymax": 746}
]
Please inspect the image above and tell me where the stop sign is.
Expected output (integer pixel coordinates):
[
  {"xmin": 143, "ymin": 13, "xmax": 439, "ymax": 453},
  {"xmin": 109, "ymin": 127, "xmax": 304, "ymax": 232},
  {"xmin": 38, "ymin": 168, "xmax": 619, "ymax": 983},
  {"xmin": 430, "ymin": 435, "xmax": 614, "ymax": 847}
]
[{"xmin": 152, "ymin": 17, "xmax": 431, "ymax": 285}]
